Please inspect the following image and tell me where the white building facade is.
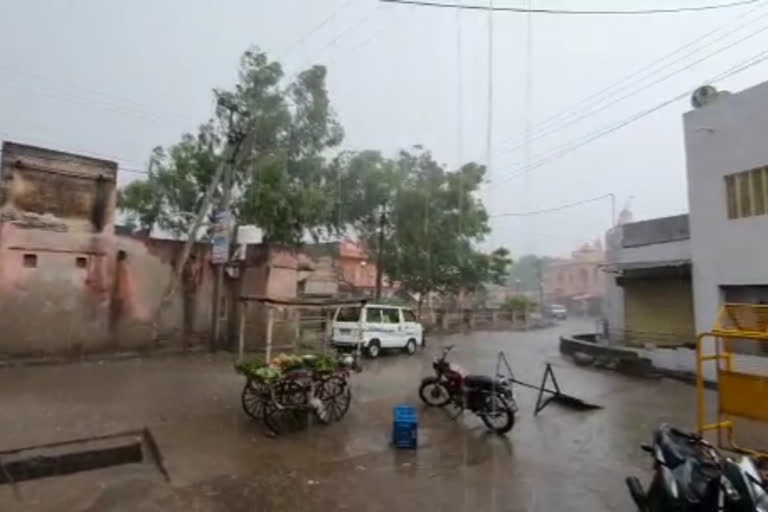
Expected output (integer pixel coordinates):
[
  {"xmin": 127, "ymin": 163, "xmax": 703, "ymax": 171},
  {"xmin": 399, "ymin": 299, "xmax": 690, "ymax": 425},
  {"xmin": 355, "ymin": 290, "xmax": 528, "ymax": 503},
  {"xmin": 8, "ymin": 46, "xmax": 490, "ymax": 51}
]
[
  {"xmin": 684, "ymin": 80, "xmax": 768, "ymax": 337},
  {"xmin": 603, "ymin": 79, "xmax": 768, "ymax": 356}
]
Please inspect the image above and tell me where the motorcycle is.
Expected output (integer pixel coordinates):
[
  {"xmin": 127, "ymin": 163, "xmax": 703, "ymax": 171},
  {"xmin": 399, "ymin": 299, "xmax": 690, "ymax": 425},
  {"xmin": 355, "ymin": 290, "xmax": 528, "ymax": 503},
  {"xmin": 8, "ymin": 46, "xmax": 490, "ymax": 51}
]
[
  {"xmin": 626, "ymin": 424, "xmax": 768, "ymax": 511},
  {"xmin": 418, "ymin": 345, "xmax": 517, "ymax": 435}
]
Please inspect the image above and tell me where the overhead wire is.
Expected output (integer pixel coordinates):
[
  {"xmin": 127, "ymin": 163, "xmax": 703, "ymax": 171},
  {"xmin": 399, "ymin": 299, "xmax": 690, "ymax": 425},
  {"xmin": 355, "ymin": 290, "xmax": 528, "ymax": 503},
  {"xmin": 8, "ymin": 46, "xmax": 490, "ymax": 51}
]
[
  {"xmin": 495, "ymin": 0, "xmax": 768, "ymax": 151},
  {"xmin": 1, "ymin": 5, "xmax": 387, "ymax": 180},
  {"xmin": 520, "ymin": 0, "xmax": 534, "ymax": 251},
  {"xmin": 307, "ymin": 2, "xmax": 408, "ymax": 92},
  {"xmin": 484, "ymin": 0, "xmax": 495, "ymax": 182},
  {"xmin": 492, "ymin": 48, "xmax": 768, "ymax": 183},
  {"xmin": 496, "ymin": 4, "xmax": 768, "ymax": 159},
  {"xmin": 286, "ymin": 2, "xmax": 385, "ymax": 79},
  {"xmin": 456, "ymin": 0, "xmax": 465, "ymax": 238},
  {"xmin": 0, "ymin": 63, "xmax": 201, "ymax": 126},
  {"xmin": 378, "ymin": 0, "xmax": 760, "ymax": 15},
  {"xmin": 278, "ymin": 0, "xmax": 358, "ymax": 63},
  {"xmin": 491, "ymin": 193, "xmax": 614, "ymax": 217}
]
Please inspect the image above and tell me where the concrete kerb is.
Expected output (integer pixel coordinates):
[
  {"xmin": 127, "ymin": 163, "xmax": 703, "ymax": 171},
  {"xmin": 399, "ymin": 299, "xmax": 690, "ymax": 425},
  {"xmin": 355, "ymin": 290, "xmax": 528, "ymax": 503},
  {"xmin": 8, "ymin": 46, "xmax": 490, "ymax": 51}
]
[
  {"xmin": 559, "ymin": 333, "xmax": 718, "ymax": 389},
  {"xmin": 0, "ymin": 344, "xmax": 208, "ymax": 370}
]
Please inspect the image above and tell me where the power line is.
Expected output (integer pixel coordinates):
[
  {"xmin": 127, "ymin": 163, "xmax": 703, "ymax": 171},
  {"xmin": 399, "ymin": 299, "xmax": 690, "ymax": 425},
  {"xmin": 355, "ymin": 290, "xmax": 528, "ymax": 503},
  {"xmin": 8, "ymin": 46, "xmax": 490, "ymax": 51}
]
[
  {"xmin": 379, "ymin": 0, "xmax": 759, "ymax": 15},
  {"xmin": 455, "ymin": 0, "xmax": 464, "ymax": 235},
  {"xmin": 485, "ymin": 0, "xmax": 495, "ymax": 182},
  {"xmin": 0, "ymin": 63, "xmax": 203, "ymax": 126},
  {"xmin": 496, "ymin": 0, "xmax": 768, "ymax": 155},
  {"xmin": 521, "ymin": 0, "xmax": 534, "ymax": 249},
  {"xmin": 279, "ymin": 0, "xmax": 358, "ymax": 62},
  {"xmin": 492, "ymin": 193, "xmax": 612, "ymax": 217},
  {"xmin": 287, "ymin": 4, "xmax": 384, "ymax": 78},
  {"xmin": 312, "ymin": 4, "xmax": 405, "ymax": 75},
  {"xmin": 496, "ymin": 16, "xmax": 768, "ymax": 161},
  {"xmin": 494, "ymin": 48, "xmax": 768, "ymax": 182}
]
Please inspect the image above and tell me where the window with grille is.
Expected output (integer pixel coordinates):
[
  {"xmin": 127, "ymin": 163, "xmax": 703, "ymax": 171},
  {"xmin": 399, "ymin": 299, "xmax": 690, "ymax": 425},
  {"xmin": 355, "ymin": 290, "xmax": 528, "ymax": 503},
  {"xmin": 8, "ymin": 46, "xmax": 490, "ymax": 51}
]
[{"xmin": 724, "ymin": 166, "xmax": 768, "ymax": 219}]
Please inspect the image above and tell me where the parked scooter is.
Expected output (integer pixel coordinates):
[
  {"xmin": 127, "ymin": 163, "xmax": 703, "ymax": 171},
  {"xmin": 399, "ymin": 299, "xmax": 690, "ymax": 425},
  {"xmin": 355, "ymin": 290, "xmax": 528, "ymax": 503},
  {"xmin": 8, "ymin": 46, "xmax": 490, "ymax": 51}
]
[
  {"xmin": 418, "ymin": 345, "xmax": 517, "ymax": 434},
  {"xmin": 626, "ymin": 424, "xmax": 768, "ymax": 511},
  {"xmin": 722, "ymin": 456, "xmax": 768, "ymax": 512}
]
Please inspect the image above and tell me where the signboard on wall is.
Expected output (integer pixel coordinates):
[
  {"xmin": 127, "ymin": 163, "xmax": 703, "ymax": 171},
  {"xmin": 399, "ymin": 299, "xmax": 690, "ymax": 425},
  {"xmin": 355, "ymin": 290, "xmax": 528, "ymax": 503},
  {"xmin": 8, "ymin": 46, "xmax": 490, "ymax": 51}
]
[{"xmin": 211, "ymin": 211, "xmax": 231, "ymax": 264}]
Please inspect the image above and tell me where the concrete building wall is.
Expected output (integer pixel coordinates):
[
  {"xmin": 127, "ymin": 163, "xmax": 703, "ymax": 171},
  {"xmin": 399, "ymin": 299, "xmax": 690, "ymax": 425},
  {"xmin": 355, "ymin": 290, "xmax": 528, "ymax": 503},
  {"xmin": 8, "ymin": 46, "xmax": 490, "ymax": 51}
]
[
  {"xmin": 238, "ymin": 245, "xmax": 306, "ymax": 352},
  {"xmin": 605, "ymin": 225, "xmax": 691, "ymax": 266},
  {"xmin": 301, "ymin": 254, "xmax": 338, "ymax": 297},
  {"xmin": 621, "ymin": 214, "xmax": 689, "ymax": 248},
  {"xmin": 0, "ymin": 227, "xmax": 216, "ymax": 356},
  {"xmin": 603, "ymin": 218, "xmax": 692, "ymax": 339},
  {"xmin": 0, "ymin": 142, "xmax": 216, "ymax": 357},
  {"xmin": 684, "ymin": 82, "xmax": 768, "ymax": 335},
  {"xmin": 0, "ymin": 142, "xmax": 117, "ymax": 234},
  {"xmin": 303, "ymin": 241, "xmax": 396, "ymax": 298}
]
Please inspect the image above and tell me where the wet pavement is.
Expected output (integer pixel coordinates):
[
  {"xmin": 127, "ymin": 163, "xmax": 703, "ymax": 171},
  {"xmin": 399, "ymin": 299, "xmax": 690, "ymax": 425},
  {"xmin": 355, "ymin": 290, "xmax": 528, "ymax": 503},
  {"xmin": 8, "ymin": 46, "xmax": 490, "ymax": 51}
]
[{"xmin": 0, "ymin": 318, "xmax": 756, "ymax": 511}]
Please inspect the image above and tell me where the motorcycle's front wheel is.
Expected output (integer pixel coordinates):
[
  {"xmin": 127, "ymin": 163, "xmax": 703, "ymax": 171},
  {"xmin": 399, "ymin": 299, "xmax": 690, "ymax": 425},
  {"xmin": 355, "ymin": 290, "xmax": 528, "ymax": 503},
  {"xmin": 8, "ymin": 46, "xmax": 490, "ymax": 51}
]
[
  {"xmin": 480, "ymin": 393, "xmax": 515, "ymax": 435},
  {"xmin": 419, "ymin": 377, "xmax": 451, "ymax": 407}
]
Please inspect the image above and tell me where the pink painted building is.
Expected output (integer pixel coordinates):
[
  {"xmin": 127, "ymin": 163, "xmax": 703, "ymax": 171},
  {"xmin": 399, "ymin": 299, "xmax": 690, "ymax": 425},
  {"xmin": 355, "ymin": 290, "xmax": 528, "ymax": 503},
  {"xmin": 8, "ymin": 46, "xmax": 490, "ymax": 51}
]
[
  {"xmin": 0, "ymin": 142, "xmax": 222, "ymax": 356},
  {"xmin": 302, "ymin": 241, "xmax": 396, "ymax": 298},
  {"xmin": 542, "ymin": 240, "xmax": 605, "ymax": 315}
]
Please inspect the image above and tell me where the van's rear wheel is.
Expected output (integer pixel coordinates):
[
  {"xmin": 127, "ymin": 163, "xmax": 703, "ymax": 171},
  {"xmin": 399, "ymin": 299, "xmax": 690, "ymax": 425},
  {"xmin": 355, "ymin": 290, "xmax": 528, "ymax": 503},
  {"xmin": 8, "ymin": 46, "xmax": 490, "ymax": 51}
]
[
  {"xmin": 404, "ymin": 339, "xmax": 417, "ymax": 355},
  {"xmin": 366, "ymin": 340, "xmax": 381, "ymax": 359}
]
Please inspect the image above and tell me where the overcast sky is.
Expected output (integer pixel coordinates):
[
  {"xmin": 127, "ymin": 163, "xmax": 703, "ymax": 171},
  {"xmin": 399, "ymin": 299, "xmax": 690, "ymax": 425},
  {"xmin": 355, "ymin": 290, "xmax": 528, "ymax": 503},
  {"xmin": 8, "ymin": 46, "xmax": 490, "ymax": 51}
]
[{"xmin": 2, "ymin": 0, "xmax": 768, "ymax": 258}]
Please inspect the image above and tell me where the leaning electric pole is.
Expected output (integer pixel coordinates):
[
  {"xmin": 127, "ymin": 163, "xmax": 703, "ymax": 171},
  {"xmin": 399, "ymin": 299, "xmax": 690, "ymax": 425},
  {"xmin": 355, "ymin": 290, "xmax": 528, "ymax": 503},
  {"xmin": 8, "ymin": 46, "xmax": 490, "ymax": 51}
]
[
  {"xmin": 375, "ymin": 209, "xmax": 386, "ymax": 299},
  {"xmin": 536, "ymin": 257, "xmax": 545, "ymax": 314},
  {"xmin": 210, "ymin": 107, "xmax": 247, "ymax": 352}
]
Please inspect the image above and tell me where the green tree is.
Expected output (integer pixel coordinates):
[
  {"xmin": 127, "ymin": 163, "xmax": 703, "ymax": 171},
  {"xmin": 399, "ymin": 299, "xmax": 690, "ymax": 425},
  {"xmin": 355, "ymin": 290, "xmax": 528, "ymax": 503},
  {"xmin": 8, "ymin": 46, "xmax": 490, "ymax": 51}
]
[
  {"xmin": 502, "ymin": 295, "xmax": 536, "ymax": 314},
  {"xmin": 118, "ymin": 47, "xmax": 343, "ymax": 245},
  {"xmin": 507, "ymin": 254, "xmax": 551, "ymax": 292},
  {"xmin": 117, "ymin": 174, "xmax": 161, "ymax": 235},
  {"xmin": 339, "ymin": 147, "xmax": 510, "ymax": 307}
]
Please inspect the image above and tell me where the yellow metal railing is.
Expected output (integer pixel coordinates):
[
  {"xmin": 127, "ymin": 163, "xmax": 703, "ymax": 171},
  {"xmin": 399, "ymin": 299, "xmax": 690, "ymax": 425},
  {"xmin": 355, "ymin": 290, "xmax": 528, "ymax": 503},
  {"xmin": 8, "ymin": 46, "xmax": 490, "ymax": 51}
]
[{"xmin": 697, "ymin": 303, "xmax": 768, "ymax": 458}]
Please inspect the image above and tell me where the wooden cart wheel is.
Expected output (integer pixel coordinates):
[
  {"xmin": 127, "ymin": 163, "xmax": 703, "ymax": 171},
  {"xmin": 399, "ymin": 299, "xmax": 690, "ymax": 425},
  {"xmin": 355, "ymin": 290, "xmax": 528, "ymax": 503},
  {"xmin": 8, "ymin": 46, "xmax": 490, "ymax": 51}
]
[
  {"xmin": 264, "ymin": 379, "xmax": 310, "ymax": 435},
  {"xmin": 314, "ymin": 375, "xmax": 352, "ymax": 425},
  {"xmin": 241, "ymin": 379, "xmax": 270, "ymax": 420}
]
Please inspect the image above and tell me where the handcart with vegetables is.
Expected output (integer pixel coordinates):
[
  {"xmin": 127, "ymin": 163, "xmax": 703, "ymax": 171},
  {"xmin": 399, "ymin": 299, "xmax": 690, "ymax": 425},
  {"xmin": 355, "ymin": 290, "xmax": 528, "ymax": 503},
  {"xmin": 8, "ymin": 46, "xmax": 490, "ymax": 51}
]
[
  {"xmin": 234, "ymin": 296, "xmax": 365, "ymax": 435},
  {"xmin": 236, "ymin": 351, "xmax": 358, "ymax": 434}
]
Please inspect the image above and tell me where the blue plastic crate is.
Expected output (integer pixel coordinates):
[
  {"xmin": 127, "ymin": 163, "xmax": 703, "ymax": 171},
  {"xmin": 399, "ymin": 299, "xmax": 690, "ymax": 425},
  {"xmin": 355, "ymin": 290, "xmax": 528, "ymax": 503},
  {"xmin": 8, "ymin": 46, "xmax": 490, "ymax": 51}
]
[{"xmin": 392, "ymin": 405, "xmax": 418, "ymax": 449}]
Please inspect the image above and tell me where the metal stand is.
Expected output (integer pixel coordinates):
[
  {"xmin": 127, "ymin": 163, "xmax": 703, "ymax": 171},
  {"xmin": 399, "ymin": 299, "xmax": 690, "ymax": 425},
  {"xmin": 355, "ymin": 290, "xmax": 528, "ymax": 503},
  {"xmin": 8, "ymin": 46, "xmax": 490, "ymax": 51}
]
[
  {"xmin": 534, "ymin": 363, "xmax": 561, "ymax": 416},
  {"xmin": 495, "ymin": 351, "xmax": 600, "ymax": 415}
]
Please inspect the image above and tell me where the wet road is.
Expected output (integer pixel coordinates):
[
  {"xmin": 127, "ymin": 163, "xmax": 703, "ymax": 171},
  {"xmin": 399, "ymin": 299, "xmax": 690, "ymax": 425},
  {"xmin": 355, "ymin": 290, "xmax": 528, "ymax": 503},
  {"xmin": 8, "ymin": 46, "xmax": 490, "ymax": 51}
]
[{"xmin": 0, "ymin": 319, "xmax": 727, "ymax": 511}]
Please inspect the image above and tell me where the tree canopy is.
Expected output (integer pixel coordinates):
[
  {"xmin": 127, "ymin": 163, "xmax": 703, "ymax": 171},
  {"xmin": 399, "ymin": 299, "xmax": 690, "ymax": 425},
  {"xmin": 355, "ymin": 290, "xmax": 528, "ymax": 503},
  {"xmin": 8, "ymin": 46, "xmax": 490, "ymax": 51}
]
[
  {"xmin": 118, "ymin": 47, "xmax": 342, "ymax": 244},
  {"xmin": 118, "ymin": 46, "xmax": 511, "ymax": 298},
  {"xmin": 337, "ymin": 148, "xmax": 512, "ymax": 301},
  {"xmin": 507, "ymin": 254, "xmax": 552, "ymax": 292}
]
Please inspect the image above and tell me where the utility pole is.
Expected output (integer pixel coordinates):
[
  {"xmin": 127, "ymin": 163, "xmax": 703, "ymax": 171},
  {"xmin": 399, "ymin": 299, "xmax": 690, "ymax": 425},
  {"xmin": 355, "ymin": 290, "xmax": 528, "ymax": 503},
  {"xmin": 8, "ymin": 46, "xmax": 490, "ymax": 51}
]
[
  {"xmin": 375, "ymin": 209, "xmax": 386, "ymax": 299},
  {"xmin": 536, "ymin": 257, "xmax": 545, "ymax": 314},
  {"xmin": 210, "ymin": 113, "xmax": 247, "ymax": 352},
  {"xmin": 152, "ymin": 147, "xmax": 231, "ymax": 343},
  {"xmin": 210, "ymin": 152, "xmax": 236, "ymax": 351},
  {"xmin": 151, "ymin": 99, "xmax": 246, "ymax": 348}
]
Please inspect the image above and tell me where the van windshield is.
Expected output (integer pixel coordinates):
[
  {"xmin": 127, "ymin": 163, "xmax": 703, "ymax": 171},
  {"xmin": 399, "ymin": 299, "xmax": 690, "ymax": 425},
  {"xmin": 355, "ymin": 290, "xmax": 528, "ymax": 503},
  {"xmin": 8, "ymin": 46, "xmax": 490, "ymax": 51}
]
[{"xmin": 336, "ymin": 307, "xmax": 361, "ymax": 322}]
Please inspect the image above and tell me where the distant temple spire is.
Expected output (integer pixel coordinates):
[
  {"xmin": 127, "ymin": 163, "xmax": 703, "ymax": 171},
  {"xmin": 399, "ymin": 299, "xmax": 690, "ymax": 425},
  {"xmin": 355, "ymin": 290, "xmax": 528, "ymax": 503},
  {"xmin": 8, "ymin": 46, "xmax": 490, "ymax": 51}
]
[{"xmin": 617, "ymin": 204, "xmax": 634, "ymax": 225}]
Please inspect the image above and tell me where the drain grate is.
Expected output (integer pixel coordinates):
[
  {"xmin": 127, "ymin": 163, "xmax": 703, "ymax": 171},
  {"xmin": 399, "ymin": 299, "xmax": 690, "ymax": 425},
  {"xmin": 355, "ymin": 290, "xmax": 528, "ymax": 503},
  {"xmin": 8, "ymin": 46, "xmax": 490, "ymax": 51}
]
[{"xmin": 0, "ymin": 428, "xmax": 168, "ymax": 485}]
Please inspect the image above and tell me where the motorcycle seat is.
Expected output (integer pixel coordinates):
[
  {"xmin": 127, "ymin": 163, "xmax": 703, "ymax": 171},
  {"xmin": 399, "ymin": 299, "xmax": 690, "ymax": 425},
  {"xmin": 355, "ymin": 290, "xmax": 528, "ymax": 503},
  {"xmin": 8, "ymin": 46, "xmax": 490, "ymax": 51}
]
[{"xmin": 464, "ymin": 375, "xmax": 503, "ymax": 390}]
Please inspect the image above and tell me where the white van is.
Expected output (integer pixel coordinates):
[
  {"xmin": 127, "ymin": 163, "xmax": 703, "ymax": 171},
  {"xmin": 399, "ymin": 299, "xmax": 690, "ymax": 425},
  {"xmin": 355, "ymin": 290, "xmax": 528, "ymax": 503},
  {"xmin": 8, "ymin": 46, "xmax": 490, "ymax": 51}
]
[{"xmin": 331, "ymin": 304, "xmax": 424, "ymax": 358}]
